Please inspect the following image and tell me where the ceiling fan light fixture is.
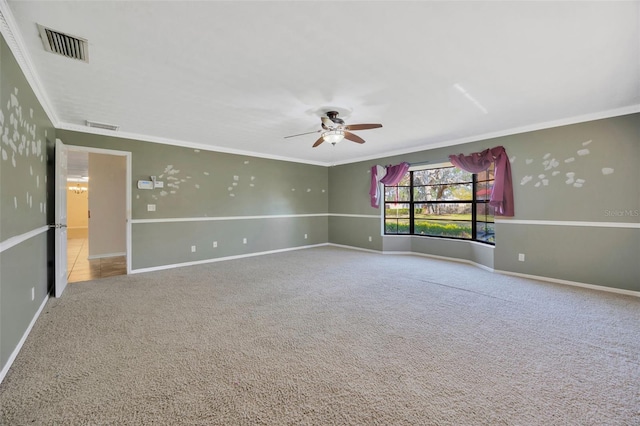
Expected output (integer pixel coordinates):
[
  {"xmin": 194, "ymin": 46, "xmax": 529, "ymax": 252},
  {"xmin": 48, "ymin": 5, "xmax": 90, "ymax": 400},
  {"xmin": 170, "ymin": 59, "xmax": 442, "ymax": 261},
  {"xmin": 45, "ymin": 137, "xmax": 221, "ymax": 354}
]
[
  {"xmin": 322, "ymin": 130, "xmax": 345, "ymax": 145},
  {"xmin": 284, "ymin": 110, "xmax": 381, "ymax": 147}
]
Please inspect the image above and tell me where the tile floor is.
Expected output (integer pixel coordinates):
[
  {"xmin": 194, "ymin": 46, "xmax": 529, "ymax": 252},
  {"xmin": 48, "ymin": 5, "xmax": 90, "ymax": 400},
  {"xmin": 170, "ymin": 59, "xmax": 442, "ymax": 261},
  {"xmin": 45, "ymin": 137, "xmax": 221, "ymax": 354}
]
[{"xmin": 67, "ymin": 238, "xmax": 127, "ymax": 283}]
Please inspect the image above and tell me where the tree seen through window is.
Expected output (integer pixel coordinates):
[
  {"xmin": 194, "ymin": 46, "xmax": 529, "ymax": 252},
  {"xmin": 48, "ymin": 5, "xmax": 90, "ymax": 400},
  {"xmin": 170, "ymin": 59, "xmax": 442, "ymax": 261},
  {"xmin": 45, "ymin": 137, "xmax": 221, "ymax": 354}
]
[{"xmin": 384, "ymin": 164, "xmax": 495, "ymax": 244}]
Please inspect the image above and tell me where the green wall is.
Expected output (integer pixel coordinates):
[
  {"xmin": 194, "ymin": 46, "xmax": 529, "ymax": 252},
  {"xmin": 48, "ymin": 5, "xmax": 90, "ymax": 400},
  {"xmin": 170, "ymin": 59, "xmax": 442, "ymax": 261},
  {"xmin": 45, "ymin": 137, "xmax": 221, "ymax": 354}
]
[
  {"xmin": 328, "ymin": 114, "xmax": 640, "ymax": 291},
  {"xmin": 56, "ymin": 130, "xmax": 329, "ymax": 270},
  {"xmin": 0, "ymin": 35, "xmax": 55, "ymax": 372},
  {"xmin": 60, "ymin": 113, "xmax": 640, "ymax": 289},
  {"xmin": 132, "ymin": 217, "xmax": 327, "ymax": 270}
]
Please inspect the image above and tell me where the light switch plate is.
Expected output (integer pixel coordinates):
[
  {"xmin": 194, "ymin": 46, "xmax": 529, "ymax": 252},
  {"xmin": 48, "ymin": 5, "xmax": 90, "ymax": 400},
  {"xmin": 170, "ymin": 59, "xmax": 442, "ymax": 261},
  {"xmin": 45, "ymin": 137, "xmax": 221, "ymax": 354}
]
[{"xmin": 147, "ymin": 204, "xmax": 156, "ymax": 212}]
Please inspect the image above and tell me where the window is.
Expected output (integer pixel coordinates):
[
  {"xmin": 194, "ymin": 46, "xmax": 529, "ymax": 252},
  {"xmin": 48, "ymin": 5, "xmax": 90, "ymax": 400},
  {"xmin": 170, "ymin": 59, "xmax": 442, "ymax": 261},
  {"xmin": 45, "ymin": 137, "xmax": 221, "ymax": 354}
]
[{"xmin": 384, "ymin": 163, "xmax": 495, "ymax": 244}]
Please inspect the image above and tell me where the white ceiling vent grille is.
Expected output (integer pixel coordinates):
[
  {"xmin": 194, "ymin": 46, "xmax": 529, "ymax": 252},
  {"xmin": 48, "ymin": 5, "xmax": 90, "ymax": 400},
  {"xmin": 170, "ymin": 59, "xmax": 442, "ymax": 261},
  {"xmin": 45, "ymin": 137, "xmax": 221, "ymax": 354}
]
[
  {"xmin": 37, "ymin": 24, "xmax": 88, "ymax": 63},
  {"xmin": 85, "ymin": 120, "xmax": 120, "ymax": 131}
]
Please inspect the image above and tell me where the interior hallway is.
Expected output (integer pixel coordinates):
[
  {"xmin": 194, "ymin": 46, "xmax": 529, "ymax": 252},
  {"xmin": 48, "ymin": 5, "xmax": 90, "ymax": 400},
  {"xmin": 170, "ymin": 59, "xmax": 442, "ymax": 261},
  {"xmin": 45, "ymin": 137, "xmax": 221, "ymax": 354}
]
[{"xmin": 67, "ymin": 238, "xmax": 126, "ymax": 282}]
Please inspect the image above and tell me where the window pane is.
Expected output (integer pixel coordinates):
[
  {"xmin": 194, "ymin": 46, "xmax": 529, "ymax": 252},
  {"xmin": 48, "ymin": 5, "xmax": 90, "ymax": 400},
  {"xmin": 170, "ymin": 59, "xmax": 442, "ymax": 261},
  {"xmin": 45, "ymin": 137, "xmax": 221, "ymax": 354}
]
[
  {"xmin": 414, "ymin": 220, "xmax": 472, "ymax": 238},
  {"xmin": 384, "ymin": 186, "xmax": 410, "ymax": 202},
  {"xmin": 446, "ymin": 183, "xmax": 472, "ymax": 200},
  {"xmin": 413, "ymin": 167, "xmax": 472, "ymax": 185},
  {"xmin": 385, "ymin": 203, "xmax": 410, "ymax": 219},
  {"xmin": 385, "ymin": 220, "xmax": 398, "ymax": 234},
  {"xmin": 414, "ymin": 183, "xmax": 472, "ymax": 201},
  {"xmin": 397, "ymin": 173, "xmax": 411, "ymax": 186},
  {"xmin": 412, "ymin": 170, "xmax": 430, "ymax": 185},
  {"xmin": 476, "ymin": 222, "xmax": 495, "ymax": 243},
  {"xmin": 476, "ymin": 181, "xmax": 494, "ymax": 201},
  {"xmin": 397, "ymin": 219, "xmax": 410, "ymax": 234},
  {"xmin": 413, "ymin": 186, "xmax": 429, "ymax": 201},
  {"xmin": 414, "ymin": 203, "xmax": 472, "ymax": 219},
  {"xmin": 384, "ymin": 165, "xmax": 494, "ymax": 244},
  {"xmin": 476, "ymin": 203, "xmax": 495, "ymax": 222},
  {"xmin": 386, "ymin": 219, "xmax": 410, "ymax": 234}
]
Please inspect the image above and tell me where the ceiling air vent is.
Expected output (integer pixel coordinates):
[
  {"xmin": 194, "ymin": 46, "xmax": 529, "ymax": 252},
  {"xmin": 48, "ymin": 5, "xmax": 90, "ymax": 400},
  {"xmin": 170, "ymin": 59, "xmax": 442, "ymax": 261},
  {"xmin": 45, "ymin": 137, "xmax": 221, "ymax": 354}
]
[
  {"xmin": 37, "ymin": 24, "xmax": 88, "ymax": 63},
  {"xmin": 85, "ymin": 120, "xmax": 120, "ymax": 131}
]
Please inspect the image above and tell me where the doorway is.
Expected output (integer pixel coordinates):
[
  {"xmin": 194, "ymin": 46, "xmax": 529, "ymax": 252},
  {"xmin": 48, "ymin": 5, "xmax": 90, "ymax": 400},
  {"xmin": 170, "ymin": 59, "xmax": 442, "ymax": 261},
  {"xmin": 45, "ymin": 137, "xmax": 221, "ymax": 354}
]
[{"xmin": 65, "ymin": 147, "xmax": 131, "ymax": 283}]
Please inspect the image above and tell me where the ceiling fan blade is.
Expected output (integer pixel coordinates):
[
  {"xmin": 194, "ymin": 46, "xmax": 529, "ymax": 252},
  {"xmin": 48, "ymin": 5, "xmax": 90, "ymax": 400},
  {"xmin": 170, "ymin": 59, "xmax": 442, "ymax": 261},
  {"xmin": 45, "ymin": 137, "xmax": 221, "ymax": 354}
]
[
  {"xmin": 344, "ymin": 131, "xmax": 365, "ymax": 144},
  {"xmin": 284, "ymin": 129, "xmax": 321, "ymax": 139},
  {"xmin": 345, "ymin": 123, "xmax": 382, "ymax": 131},
  {"xmin": 312, "ymin": 136, "xmax": 325, "ymax": 147}
]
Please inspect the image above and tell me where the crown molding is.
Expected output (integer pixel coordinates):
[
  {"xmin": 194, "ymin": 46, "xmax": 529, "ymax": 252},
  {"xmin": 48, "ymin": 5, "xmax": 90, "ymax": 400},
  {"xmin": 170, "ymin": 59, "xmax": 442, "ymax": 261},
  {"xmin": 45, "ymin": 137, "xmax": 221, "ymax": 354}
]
[
  {"xmin": 331, "ymin": 104, "xmax": 640, "ymax": 166},
  {"xmin": 61, "ymin": 103, "xmax": 640, "ymax": 169},
  {"xmin": 0, "ymin": 0, "xmax": 60, "ymax": 127},
  {"xmin": 58, "ymin": 123, "xmax": 328, "ymax": 167}
]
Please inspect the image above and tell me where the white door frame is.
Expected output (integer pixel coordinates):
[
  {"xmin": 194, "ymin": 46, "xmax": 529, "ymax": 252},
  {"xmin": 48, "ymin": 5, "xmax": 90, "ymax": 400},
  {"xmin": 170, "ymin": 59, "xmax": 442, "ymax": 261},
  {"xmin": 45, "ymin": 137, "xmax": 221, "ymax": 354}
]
[
  {"xmin": 54, "ymin": 139, "xmax": 68, "ymax": 297},
  {"xmin": 64, "ymin": 145, "xmax": 132, "ymax": 275}
]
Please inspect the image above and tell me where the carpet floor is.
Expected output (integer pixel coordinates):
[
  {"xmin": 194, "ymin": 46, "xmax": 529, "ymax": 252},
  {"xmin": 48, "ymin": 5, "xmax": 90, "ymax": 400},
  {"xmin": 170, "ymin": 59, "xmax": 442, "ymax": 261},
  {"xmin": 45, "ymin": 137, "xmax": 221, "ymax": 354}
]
[{"xmin": 1, "ymin": 247, "xmax": 639, "ymax": 425}]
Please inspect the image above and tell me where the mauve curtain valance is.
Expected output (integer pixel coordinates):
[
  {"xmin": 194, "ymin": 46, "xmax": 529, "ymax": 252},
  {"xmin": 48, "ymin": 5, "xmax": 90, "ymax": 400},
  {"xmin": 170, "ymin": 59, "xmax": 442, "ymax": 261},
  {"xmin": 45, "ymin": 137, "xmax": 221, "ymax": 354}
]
[
  {"xmin": 370, "ymin": 162, "xmax": 410, "ymax": 208},
  {"xmin": 448, "ymin": 146, "xmax": 514, "ymax": 216}
]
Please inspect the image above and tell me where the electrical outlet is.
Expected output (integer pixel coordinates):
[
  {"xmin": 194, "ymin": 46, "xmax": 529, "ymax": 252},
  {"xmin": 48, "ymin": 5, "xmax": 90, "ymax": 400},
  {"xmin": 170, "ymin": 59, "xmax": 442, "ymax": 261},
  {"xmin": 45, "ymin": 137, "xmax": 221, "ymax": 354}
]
[
  {"xmin": 304, "ymin": 234, "xmax": 308, "ymax": 239},
  {"xmin": 147, "ymin": 204, "xmax": 156, "ymax": 212},
  {"xmin": 213, "ymin": 241, "xmax": 217, "ymax": 248},
  {"xmin": 518, "ymin": 253, "xmax": 525, "ymax": 262},
  {"xmin": 368, "ymin": 236, "xmax": 372, "ymax": 242},
  {"xmin": 243, "ymin": 238, "xmax": 247, "ymax": 244},
  {"xmin": 191, "ymin": 245, "xmax": 196, "ymax": 253},
  {"xmin": 31, "ymin": 287, "xmax": 35, "ymax": 301}
]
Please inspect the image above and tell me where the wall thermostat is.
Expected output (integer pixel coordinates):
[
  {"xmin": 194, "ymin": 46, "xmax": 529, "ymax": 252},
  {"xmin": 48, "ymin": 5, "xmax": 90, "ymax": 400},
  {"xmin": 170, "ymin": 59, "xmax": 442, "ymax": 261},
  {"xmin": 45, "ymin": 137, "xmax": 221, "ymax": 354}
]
[{"xmin": 137, "ymin": 180, "xmax": 153, "ymax": 190}]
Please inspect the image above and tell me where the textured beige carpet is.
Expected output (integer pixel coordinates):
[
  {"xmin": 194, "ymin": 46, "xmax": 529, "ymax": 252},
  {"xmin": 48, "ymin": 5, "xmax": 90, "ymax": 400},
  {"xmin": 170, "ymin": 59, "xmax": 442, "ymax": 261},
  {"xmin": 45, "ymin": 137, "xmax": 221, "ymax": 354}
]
[{"xmin": 1, "ymin": 247, "xmax": 639, "ymax": 425}]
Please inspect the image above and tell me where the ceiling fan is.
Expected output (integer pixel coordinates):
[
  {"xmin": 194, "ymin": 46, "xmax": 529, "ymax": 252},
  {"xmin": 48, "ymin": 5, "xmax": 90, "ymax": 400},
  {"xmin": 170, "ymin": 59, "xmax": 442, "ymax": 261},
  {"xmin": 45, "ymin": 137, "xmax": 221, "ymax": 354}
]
[{"xmin": 284, "ymin": 111, "xmax": 382, "ymax": 147}]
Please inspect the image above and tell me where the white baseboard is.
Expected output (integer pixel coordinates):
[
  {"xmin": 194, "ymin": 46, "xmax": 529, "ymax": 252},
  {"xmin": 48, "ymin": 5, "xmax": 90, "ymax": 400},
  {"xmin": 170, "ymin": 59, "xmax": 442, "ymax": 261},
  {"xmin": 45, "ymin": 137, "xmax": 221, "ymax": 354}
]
[
  {"xmin": 87, "ymin": 252, "xmax": 126, "ymax": 260},
  {"xmin": 0, "ymin": 294, "xmax": 49, "ymax": 385},
  {"xmin": 130, "ymin": 243, "xmax": 329, "ymax": 274},
  {"xmin": 331, "ymin": 244, "xmax": 639, "ymax": 298},
  {"xmin": 495, "ymin": 269, "xmax": 640, "ymax": 298},
  {"xmin": 327, "ymin": 244, "xmax": 496, "ymax": 272},
  {"xmin": 394, "ymin": 250, "xmax": 495, "ymax": 273}
]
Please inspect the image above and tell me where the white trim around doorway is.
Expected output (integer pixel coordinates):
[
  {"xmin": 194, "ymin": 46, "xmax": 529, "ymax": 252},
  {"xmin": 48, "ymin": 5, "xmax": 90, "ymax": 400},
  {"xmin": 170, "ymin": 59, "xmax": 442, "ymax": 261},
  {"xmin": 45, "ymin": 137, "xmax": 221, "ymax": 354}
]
[{"xmin": 66, "ymin": 145, "xmax": 132, "ymax": 274}]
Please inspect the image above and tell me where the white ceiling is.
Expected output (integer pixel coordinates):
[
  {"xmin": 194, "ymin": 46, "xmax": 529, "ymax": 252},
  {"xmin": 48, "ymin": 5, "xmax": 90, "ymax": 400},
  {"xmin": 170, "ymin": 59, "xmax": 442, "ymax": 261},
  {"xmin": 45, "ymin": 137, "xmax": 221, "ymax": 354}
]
[{"xmin": 4, "ymin": 1, "xmax": 639, "ymax": 166}]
